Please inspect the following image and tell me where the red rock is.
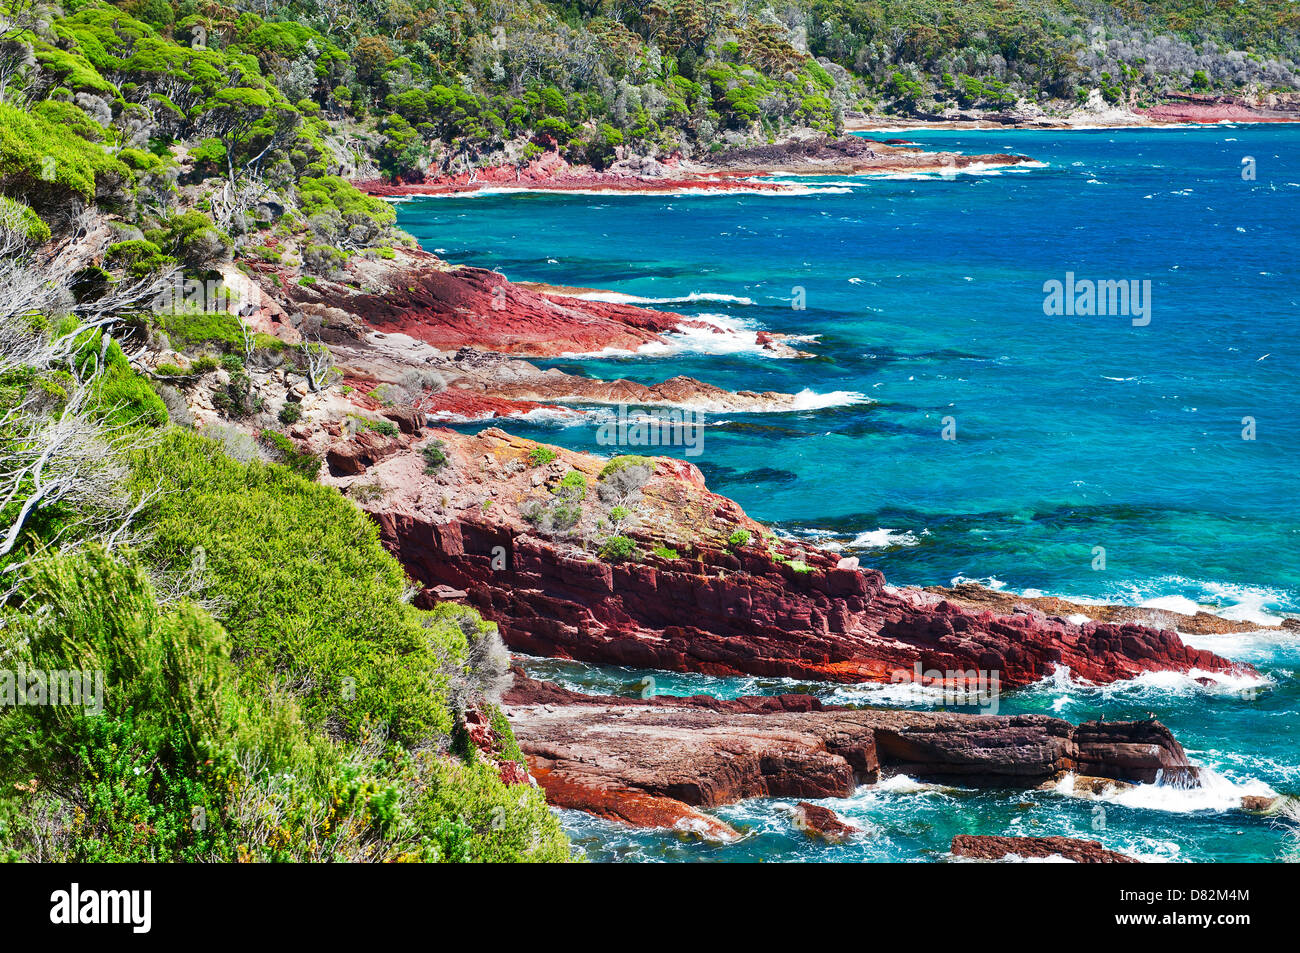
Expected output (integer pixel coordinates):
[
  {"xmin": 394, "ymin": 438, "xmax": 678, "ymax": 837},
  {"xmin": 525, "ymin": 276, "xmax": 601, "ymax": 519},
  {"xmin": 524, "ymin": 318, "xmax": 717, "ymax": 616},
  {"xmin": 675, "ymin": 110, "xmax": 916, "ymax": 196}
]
[
  {"xmin": 424, "ymin": 388, "xmax": 579, "ymax": 423},
  {"xmin": 461, "ymin": 707, "xmax": 530, "ymax": 788},
  {"xmin": 504, "ymin": 670, "xmax": 1198, "ymax": 830},
  {"xmin": 292, "ymin": 253, "xmax": 693, "ymax": 357},
  {"xmin": 351, "ymin": 430, "xmax": 1252, "ymax": 692},
  {"xmin": 795, "ymin": 802, "xmax": 859, "ymax": 842},
  {"xmin": 323, "ymin": 429, "xmax": 402, "ymax": 476},
  {"xmin": 1240, "ymin": 795, "xmax": 1279, "ymax": 813},
  {"xmin": 1139, "ymin": 93, "xmax": 1300, "ymax": 124},
  {"xmin": 951, "ymin": 835, "xmax": 1138, "ymax": 863},
  {"xmin": 383, "ymin": 516, "xmax": 1247, "ymax": 690}
]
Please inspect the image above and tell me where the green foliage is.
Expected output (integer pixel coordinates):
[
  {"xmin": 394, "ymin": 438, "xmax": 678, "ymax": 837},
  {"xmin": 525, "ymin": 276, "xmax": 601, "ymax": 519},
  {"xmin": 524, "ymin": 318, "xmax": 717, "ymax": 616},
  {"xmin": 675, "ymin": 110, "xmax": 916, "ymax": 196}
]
[
  {"xmin": 422, "ymin": 439, "xmax": 448, "ymax": 473},
  {"xmin": 406, "ymin": 757, "xmax": 570, "ymax": 863},
  {"xmin": 0, "ymin": 548, "xmax": 234, "ymax": 861},
  {"xmin": 158, "ymin": 308, "xmax": 241, "ymax": 350},
  {"xmin": 527, "ymin": 446, "xmax": 558, "ymax": 467},
  {"xmin": 0, "ymin": 100, "xmax": 130, "ymax": 208},
  {"xmin": 87, "ymin": 332, "xmax": 169, "ymax": 428},
  {"xmin": 278, "ymin": 401, "xmax": 302, "ymax": 424},
  {"xmin": 298, "ymin": 175, "xmax": 396, "ymax": 226},
  {"xmin": 598, "ymin": 535, "xmax": 637, "ymax": 561},
  {"xmin": 727, "ymin": 529, "xmax": 752, "ymax": 548},
  {"xmin": 129, "ymin": 429, "xmax": 457, "ymax": 741},
  {"xmin": 598, "ymin": 455, "xmax": 651, "ymax": 480},
  {"xmin": 554, "ymin": 470, "xmax": 588, "ymax": 501},
  {"xmin": 259, "ymin": 428, "xmax": 321, "ymax": 480},
  {"xmin": 0, "ymin": 195, "xmax": 50, "ymax": 244},
  {"xmin": 0, "ymin": 542, "xmax": 571, "ymax": 863},
  {"xmin": 105, "ymin": 239, "xmax": 174, "ymax": 276},
  {"xmin": 147, "ymin": 211, "xmax": 230, "ymax": 271},
  {"xmin": 652, "ymin": 545, "xmax": 680, "ymax": 560}
]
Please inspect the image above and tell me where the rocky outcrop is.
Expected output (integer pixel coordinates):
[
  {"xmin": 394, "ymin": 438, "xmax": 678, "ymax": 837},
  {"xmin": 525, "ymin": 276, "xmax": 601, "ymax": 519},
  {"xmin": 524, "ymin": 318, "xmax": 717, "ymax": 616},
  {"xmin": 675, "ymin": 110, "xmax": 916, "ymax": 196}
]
[
  {"xmin": 340, "ymin": 428, "xmax": 1251, "ymax": 691},
  {"xmin": 794, "ymin": 802, "xmax": 859, "ymax": 842},
  {"xmin": 702, "ymin": 134, "xmax": 1031, "ymax": 176},
  {"xmin": 351, "ymin": 137, "xmax": 1034, "ymax": 197},
  {"xmin": 290, "ymin": 248, "xmax": 692, "ymax": 357},
  {"xmin": 462, "ymin": 707, "xmax": 531, "ymax": 787},
  {"xmin": 950, "ymin": 835, "xmax": 1138, "ymax": 863},
  {"xmin": 1139, "ymin": 92, "xmax": 1300, "ymax": 124},
  {"xmin": 488, "ymin": 372, "xmax": 816, "ymax": 411},
  {"xmin": 925, "ymin": 581, "xmax": 1288, "ymax": 635},
  {"xmin": 424, "ymin": 388, "xmax": 582, "ymax": 424},
  {"xmin": 278, "ymin": 247, "xmax": 818, "ymax": 368},
  {"xmin": 503, "ymin": 670, "xmax": 1196, "ymax": 835},
  {"xmin": 204, "ymin": 263, "xmax": 1255, "ymax": 697}
]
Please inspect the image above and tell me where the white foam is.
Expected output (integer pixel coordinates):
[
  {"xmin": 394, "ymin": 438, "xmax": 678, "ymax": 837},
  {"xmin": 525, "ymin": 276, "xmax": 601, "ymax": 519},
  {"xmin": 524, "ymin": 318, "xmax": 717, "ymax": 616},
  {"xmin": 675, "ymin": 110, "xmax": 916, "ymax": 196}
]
[
  {"xmin": 1139, "ymin": 594, "xmax": 1205, "ymax": 617},
  {"xmin": 847, "ymin": 528, "xmax": 925, "ymax": 549},
  {"xmin": 862, "ymin": 160, "xmax": 1046, "ymax": 181},
  {"xmin": 573, "ymin": 290, "xmax": 756, "ymax": 306},
  {"xmin": 570, "ymin": 312, "xmax": 823, "ymax": 361},
  {"xmin": 1056, "ymin": 769, "xmax": 1278, "ymax": 815},
  {"xmin": 1025, "ymin": 665, "xmax": 1273, "ymax": 711},
  {"xmin": 789, "ymin": 388, "xmax": 870, "ymax": 410},
  {"xmin": 951, "ymin": 574, "xmax": 1008, "ymax": 591},
  {"xmin": 868, "ymin": 774, "xmax": 954, "ymax": 795},
  {"xmin": 1126, "ymin": 577, "xmax": 1291, "ymax": 628},
  {"xmin": 427, "ymin": 406, "xmax": 587, "ymax": 426}
]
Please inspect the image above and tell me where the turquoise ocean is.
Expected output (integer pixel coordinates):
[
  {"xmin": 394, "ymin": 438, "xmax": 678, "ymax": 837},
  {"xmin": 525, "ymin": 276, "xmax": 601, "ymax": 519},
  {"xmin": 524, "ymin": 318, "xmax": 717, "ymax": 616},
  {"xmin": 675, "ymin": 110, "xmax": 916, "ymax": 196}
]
[{"xmin": 397, "ymin": 126, "xmax": 1300, "ymax": 862}]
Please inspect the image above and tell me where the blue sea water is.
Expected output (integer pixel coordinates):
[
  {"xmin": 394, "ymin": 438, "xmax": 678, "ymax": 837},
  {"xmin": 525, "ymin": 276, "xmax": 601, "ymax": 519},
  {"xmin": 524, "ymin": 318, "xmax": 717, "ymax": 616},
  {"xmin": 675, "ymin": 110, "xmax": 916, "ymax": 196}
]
[{"xmin": 396, "ymin": 126, "xmax": 1300, "ymax": 862}]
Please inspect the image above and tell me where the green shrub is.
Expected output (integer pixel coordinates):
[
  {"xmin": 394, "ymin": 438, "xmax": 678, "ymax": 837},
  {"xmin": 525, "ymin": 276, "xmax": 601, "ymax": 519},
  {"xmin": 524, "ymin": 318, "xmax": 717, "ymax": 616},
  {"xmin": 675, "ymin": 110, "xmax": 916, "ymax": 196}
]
[
  {"xmin": 652, "ymin": 545, "xmax": 680, "ymax": 560},
  {"xmin": 728, "ymin": 529, "xmax": 752, "ymax": 548},
  {"xmin": 105, "ymin": 239, "xmax": 174, "ymax": 276},
  {"xmin": 158, "ymin": 309, "xmax": 242, "ymax": 350},
  {"xmin": 129, "ymin": 430, "xmax": 456, "ymax": 740},
  {"xmin": 598, "ymin": 535, "xmax": 637, "ymax": 561},
  {"xmin": 423, "ymin": 439, "xmax": 448, "ymax": 472},
  {"xmin": 598, "ymin": 455, "xmax": 651, "ymax": 480},
  {"xmin": 278, "ymin": 402, "xmax": 302, "ymax": 424},
  {"xmin": 259, "ymin": 428, "xmax": 321, "ymax": 480},
  {"xmin": 0, "ymin": 195, "xmax": 50, "ymax": 243},
  {"xmin": 554, "ymin": 470, "xmax": 588, "ymax": 501},
  {"xmin": 0, "ymin": 547, "xmax": 235, "ymax": 862},
  {"xmin": 527, "ymin": 446, "xmax": 558, "ymax": 467}
]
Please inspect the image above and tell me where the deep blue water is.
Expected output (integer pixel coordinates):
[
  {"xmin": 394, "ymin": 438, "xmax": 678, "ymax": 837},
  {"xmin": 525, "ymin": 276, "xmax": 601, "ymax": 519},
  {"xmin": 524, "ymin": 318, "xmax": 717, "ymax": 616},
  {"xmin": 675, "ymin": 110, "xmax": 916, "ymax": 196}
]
[{"xmin": 397, "ymin": 126, "xmax": 1300, "ymax": 862}]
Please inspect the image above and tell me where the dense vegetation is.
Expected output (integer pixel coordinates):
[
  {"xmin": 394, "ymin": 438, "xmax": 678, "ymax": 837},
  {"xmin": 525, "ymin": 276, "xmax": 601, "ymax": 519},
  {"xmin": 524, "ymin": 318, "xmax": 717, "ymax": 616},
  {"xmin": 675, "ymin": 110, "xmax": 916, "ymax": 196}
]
[
  {"xmin": 0, "ymin": 0, "xmax": 1297, "ymax": 864},
  {"xmin": 0, "ymin": 313, "xmax": 570, "ymax": 860},
  {"xmin": 4, "ymin": 0, "xmax": 1296, "ymax": 209}
]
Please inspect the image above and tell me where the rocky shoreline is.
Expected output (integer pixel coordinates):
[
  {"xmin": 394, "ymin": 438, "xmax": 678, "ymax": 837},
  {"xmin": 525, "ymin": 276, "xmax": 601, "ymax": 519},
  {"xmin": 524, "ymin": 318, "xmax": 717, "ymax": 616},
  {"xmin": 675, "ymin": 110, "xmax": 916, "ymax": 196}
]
[
  {"xmin": 304, "ymin": 422, "xmax": 1250, "ymax": 692},
  {"xmin": 504, "ymin": 668, "xmax": 1196, "ymax": 839},
  {"xmin": 846, "ymin": 91, "xmax": 1300, "ymax": 131},
  {"xmin": 353, "ymin": 134, "xmax": 1034, "ymax": 198},
  {"xmin": 263, "ymin": 246, "xmax": 814, "ymax": 364},
  {"xmin": 151, "ymin": 152, "xmax": 1287, "ymax": 855}
]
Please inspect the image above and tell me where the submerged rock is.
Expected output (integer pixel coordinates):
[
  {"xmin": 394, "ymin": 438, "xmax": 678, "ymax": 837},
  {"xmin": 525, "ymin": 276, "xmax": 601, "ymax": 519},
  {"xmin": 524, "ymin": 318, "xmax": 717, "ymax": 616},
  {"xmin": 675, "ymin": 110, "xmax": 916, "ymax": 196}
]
[
  {"xmin": 793, "ymin": 802, "xmax": 860, "ymax": 842},
  {"xmin": 950, "ymin": 835, "xmax": 1138, "ymax": 864}
]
